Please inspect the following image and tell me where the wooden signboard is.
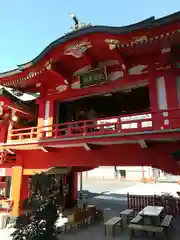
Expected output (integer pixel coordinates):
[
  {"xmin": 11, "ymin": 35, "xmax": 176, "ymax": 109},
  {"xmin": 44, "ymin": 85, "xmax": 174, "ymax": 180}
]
[{"xmin": 79, "ymin": 67, "xmax": 108, "ymax": 88}]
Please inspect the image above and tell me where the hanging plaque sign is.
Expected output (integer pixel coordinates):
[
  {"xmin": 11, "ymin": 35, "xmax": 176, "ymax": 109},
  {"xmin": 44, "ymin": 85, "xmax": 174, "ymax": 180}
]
[{"xmin": 79, "ymin": 67, "xmax": 108, "ymax": 88}]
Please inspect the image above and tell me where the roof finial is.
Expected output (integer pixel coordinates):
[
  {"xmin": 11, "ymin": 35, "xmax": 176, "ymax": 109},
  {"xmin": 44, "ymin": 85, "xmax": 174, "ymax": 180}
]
[
  {"xmin": 68, "ymin": 12, "xmax": 92, "ymax": 33},
  {"xmin": 71, "ymin": 13, "xmax": 79, "ymax": 26}
]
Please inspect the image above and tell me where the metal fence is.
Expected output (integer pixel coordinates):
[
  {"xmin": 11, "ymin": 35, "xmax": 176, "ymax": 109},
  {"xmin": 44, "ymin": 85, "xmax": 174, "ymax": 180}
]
[{"xmin": 127, "ymin": 193, "xmax": 180, "ymax": 216}]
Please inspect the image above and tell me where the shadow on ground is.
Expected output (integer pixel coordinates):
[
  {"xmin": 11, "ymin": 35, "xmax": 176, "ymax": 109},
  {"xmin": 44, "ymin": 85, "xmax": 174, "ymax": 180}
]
[
  {"xmin": 78, "ymin": 190, "xmax": 109, "ymax": 199},
  {"xmin": 78, "ymin": 190, "xmax": 127, "ymax": 200},
  {"xmin": 60, "ymin": 217, "xmax": 180, "ymax": 240}
]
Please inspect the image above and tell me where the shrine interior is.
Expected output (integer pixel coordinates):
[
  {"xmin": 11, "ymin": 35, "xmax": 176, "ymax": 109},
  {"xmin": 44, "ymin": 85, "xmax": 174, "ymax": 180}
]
[{"xmin": 57, "ymin": 85, "xmax": 150, "ymax": 123}]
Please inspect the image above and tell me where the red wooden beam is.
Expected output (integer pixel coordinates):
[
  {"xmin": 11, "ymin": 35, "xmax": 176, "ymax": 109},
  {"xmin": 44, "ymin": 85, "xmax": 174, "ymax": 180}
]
[
  {"xmin": 43, "ymin": 66, "xmax": 173, "ymax": 101},
  {"xmin": 47, "ymin": 69, "xmax": 65, "ymax": 82}
]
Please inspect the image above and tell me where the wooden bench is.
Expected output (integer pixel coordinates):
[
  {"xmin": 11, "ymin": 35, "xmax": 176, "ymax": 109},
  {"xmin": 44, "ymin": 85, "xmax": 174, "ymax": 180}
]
[
  {"xmin": 130, "ymin": 215, "xmax": 143, "ymax": 224},
  {"xmin": 104, "ymin": 217, "xmax": 122, "ymax": 237},
  {"xmin": 65, "ymin": 210, "xmax": 86, "ymax": 231},
  {"xmin": 161, "ymin": 214, "xmax": 173, "ymax": 228},
  {"xmin": 120, "ymin": 209, "xmax": 134, "ymax": 224},
  {"xmin": 129, "ymin": 224, "xmax": 167, "ymax": 240}
]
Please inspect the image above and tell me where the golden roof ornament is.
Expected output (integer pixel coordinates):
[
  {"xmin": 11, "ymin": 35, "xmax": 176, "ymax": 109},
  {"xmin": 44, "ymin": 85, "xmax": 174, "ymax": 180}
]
[
  {"xmin": 105, "ymin": 39, "xmax": 120, "ymax": 50},
  {"xmin": 69, "ymin": 13, "xmax": 91, "ymax": 32}
]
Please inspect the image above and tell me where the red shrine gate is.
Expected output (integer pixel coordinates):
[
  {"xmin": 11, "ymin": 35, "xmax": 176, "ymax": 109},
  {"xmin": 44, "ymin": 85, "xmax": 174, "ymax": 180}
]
[{"xmin": 0, "ymin": 12, "xmax": 180, "ymax": 215}]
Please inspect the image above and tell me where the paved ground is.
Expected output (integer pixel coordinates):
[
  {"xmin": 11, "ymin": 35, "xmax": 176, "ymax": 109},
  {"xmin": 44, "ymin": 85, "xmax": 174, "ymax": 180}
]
[
  {"xmin": 78, "ymin": 178, "xmax": 136, "ymax": 194},
  {"xmin": 60, "ymin": 194, "xmax": 180, "ymax": 240},
  {"xmin": 1, "ymin": 179, "xmax": 180, "ymax": 239},
  {"xmin": 60, "ymin": 179, "xmax": 180, "ymax": 239},
  {"xmin": 79, "ymin": 178, "xmax": 180, "ymax": 198}
]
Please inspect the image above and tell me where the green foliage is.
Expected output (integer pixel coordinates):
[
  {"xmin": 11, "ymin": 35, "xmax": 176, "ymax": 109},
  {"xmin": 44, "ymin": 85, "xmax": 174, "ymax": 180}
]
[{"xmin": 11, "ymin": 172, "xmax": 59, "ymax": 240}]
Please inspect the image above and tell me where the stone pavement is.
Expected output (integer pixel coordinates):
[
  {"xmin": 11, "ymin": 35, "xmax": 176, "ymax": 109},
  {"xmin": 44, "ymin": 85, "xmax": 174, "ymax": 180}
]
[
  {"xmin": 81, "ymin": 178, "xmax": 180, "ymax": 197},
  {"xmin": 59, "ymin": 195, "xmax": 180, "ymax": 240},
  {"xmin": 59, "ymin": 219, "xmax": 180, "ymax": 240}
]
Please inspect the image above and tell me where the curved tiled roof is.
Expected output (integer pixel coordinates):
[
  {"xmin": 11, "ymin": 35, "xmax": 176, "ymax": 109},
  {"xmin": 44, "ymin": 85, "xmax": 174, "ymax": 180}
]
[
  {"xmin": 0, "ymin": 87, "xmax": 34, "ymax": 112},
  {"xmin": 0, "ymin": 11, "xmax": 180, "ymax": 78}
]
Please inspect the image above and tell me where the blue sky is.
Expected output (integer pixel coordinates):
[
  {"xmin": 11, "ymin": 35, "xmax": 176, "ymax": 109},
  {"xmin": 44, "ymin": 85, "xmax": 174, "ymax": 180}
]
[{"xmin": 0, "ymin": 0, "xmax": 179, "ymax": 72}]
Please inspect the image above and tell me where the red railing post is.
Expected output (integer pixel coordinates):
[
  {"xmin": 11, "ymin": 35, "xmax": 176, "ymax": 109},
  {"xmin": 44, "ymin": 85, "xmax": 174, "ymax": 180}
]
[
  {"xmin": 83, "ymin": 122, "xmax": 87, "ymax": 136},
  {"xmin": 54, "ymin": 124, "xmax": 58, "ymax": 138},
  {"xmin": 30, "ymin": 128, "xmax": 34, "ymax": 140},
  {"xmin": 67, "ymin": 124, "xmax": 72, "ymax": 136},
  {"xmin": 116, "ymin": 117, "xmax": 121, "ymax": 132},
  {"xmin": 38, "ymin": 126, "xmax": 43, "ymax": 139}
]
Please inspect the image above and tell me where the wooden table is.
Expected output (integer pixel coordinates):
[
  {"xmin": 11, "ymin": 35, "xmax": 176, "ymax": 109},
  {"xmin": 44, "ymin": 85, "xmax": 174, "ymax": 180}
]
[
  {"xmin": 129, "ymin": 206, "xmax": 166, "ymax": 239},
  {"xmin": 139, "ymin": 206, "xmax": 164, "ymax": 217},
  {"xmin": 139, "ymin": 206, "xmax": 164, "ymax": 225}
]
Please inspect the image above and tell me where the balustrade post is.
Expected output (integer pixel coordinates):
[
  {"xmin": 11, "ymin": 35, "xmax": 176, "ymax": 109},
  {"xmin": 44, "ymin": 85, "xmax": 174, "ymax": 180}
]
[
  {"xmin": 137, "ymin": 120, "xmax": 142, "ymax": 131},
  {"xmin": 83, "ymin": 122, "xmax": 87, "ymax": 136},
  {"xmin": 19, "ymin": 132, "xmax": 23, "ymax": 141},
  {"xmin": 7, "ymin": 123, "xmax": 13, "ymax": 142},
  {"xmin": 30, "ymin": 127, "xmax": 37, "ymax": 140},
  {"xmin": 68, "ymin": 126, "xmax": 72, "ymax": 136},
  {"xmin": 30, "ymin": 128, "xmax": 33, "ymax": 140},
  {"xmin": 152, "ymin": 111, "xmax": 160, "ymax": 130},
  {"xmin": 116, "ymin": 118, "xmax": 121, "ymax": 132},
  {"xmin": 54, "ymin": 124, "xmax": 58, "ymax": 138}
]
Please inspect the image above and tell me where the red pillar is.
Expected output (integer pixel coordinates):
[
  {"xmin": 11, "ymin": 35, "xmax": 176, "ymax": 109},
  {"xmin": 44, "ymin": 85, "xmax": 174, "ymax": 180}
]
[
  {"xmin": 69, "ymin": 171, "xmax": 78, "ymax": 202},
  {"xmin": 72, "ymin": 172, "xmax": 77, "ymax": 201},
  {"xmin": 48, "ymin": 99, "xmax": 56, "ymax": 125},
  {"xmin": 0, "ymin": 123, "xmax": 9, "ymax": 142},
  {"xmin": 148, "ymin": 65, "xmax": 159, "ymax": 112},
  {"xmin": 20, "ymin": 175, "xmax": 29, "ymax": 202},
  {"xmin": 36, "ymin": 99, "xmax": 45, "ymax": 128},
  {"xmin": 165, "ymin": 68, "xmax": 178, "ymax": 109},
  {"xmin": 11, "ymin": 167, "xmax": 29, "ymax": 216},
  {"xmin": 11, "ymin": 154, "xmax": 29, "ymax": 216}
]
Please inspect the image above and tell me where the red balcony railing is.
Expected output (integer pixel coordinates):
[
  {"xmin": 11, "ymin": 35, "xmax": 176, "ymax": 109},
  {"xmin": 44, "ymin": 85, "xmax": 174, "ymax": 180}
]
[{"xmin": 7, "ymin": 109, "xmax": 180, "ymax": 143}]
